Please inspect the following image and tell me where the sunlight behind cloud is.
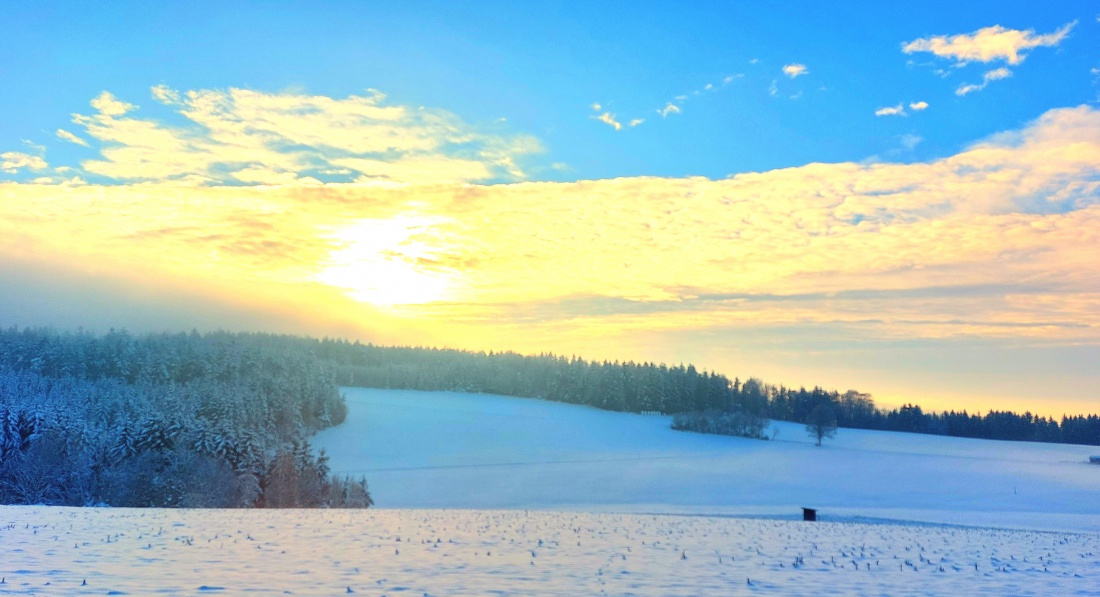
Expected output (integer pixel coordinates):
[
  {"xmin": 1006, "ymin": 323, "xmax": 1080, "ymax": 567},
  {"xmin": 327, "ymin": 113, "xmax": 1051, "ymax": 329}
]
[
  {"xmin": 315, "ymin": 215, "xmax": 459, "ymax": 308},
  {"xmin": 1, "ymin": 105, "xmax": 1098, "ymax": 342}
]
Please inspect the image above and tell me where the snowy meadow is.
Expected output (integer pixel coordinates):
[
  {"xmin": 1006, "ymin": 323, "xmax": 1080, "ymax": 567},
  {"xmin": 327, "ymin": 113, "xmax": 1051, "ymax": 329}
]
[
  {"xmin": 3, "ymin": 388, "xmax": 1100, "ymax": 595},
  {"xmin": 2, "ymin": 507, "xmax": 1098, "ymax": 596},
  {"xmin": 316, "ymin": 389, "xmax": 1100, "ymax": 533}
]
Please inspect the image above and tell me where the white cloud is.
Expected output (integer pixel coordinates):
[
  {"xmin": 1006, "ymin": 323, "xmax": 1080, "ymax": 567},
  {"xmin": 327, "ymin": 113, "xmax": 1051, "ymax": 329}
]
[
  {"xmin": 659, "ymin": 102, "xmax": 681, "ymax": 118},
  {"xmin": 956, "ymin": 67, "xmax": 1013, "ymax": 96},
  {"xmin": 56, "ymin": 129, "xmax": 90, "ymax": 147},
  {"xmin": 36, "ymin": 86, "xmax": 541, "ymax": 184},
  {"xmin": 89, "ymin": 91, "xmax": 135, "ymax": 116},
  {"xmin": 782, "ymin": 63, "xmax": 809, "ymax": 78},
  {"xmin": 629, "ymin": 118, "xmax": 645, "ymax": 127},
  {"xmin": 151, "ymin": 84, "xmax": 181, "ymax": 105},
  {"xmin": 955, "ymin": 84, "xmax": 982, "ymax": 96},
  {"xmin": 591, "ymin": 102, "xmax": 602, "ymax": 111},
  {"xmin": 593, "ymin": 111, "xmax": 623, "ymax": 131},
  {"xmin": 903, "ymin": 21, "xmax": 1076, "ymax": 65},
  {"xmin": 875, "ymin": 101, "xmax": 928, "ymax": 117},
  {"xmin": 1, "ymin": 151, "xmax": 47, "ymax": 173},
  {"xmin": 231, "ymin": 167, "xmax": 315, "ymax": 186}
]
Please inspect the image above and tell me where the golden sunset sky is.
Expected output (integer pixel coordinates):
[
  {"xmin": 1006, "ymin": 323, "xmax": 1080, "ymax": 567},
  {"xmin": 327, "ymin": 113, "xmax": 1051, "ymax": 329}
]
[{"xmin": 2, "ymin": 3, "xmax": 1098, "ymax": 416}]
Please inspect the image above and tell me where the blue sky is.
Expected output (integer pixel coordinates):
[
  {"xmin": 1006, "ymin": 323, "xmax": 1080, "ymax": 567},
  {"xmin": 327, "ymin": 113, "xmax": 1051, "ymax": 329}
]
[
  {"xmin": 1, "ymin": 2, "xmax": 1099, "ymax": 415},
  {"xmin": 3, "ymin": 1, "xmax": 1096, "ymax": 181}
]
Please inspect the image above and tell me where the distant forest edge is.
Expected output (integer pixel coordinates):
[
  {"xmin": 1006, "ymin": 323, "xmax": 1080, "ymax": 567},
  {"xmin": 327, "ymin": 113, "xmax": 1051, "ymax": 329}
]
[
  {"xmin": 2, "ymin": 330, "xmax": 1099, "ymax": 509},
  {"xmin": 0, "ymin": 328, "xmax": 371, "ymax": 508},
  {"xmin": 315, "ymin": 339, "xmax": 1100, "ymax": 447}
]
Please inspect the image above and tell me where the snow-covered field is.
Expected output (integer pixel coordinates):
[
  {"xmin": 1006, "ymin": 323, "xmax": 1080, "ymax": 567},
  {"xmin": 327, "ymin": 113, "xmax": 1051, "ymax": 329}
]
[
  {"xmin": 315, "ymin": 388, "xmax": 1100, "ymax": 533},
  {"xmin": 3, "ymin": 387, "xmax": 1099, "ymax": 595},
  {"xmin": 2, "ymin": 507, "xmax": 1098, "ymax": 596}
]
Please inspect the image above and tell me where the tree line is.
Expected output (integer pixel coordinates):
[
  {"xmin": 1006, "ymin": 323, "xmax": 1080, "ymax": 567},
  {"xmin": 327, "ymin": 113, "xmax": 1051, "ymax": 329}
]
[
  {"xmin": 764, "ymin": 386, "xmax": 1099, "ymax": 445},
  {"xmin": 0, "ymin": 328, "xmax": 370, "ymax": 508},
  {"xmin": 312, "ymin": 339, "xmax": 1100, "ymax": 446}
]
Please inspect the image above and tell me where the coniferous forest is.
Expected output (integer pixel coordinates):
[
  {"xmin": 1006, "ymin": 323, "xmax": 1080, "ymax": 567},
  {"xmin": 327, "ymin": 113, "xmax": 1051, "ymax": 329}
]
[
  {"xmin": 0, "ymin": 328, "xmax": 370, "ymax": 508},
  {"xmin": 2, "ymin": 329, "xmax": 1098, "ymax": 507}
]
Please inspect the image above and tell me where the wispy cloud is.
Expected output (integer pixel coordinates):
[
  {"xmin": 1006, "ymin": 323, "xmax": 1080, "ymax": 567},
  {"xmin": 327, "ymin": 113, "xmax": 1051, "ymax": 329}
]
[
  {"xmin": 18, "ymin": 86, "xmax": 540, "ymax": 185},
  {"xmin": 56, "ymin": 129, "xmax": 90, "ymax": 147},
  {"xmin": 1, "ymin": 151, "xmax": 47, "ymax": 173},
  {"xmin": 151, "ymin": 83, "xmax": 180, "ymax": 104},
  {"xmin": 903, "ymin": 21, "xmax": 1076, "ymax": 66},
  {"xmin": 956, "ymin": 67, "xmax": 1013, "ymax": 95},
  {"xmin": 899, "ymin": 134, "xmax": 923, "ymax": 150},
  {"xmin": 875, "ymin": 104, "xmax": 907, "ymax": 117},
  {"xmin": 653, "ymin": 74, "xmax": 741, "ymax": 117},
  {"xmin": 592, "ymin": 110, "xmax": 623, "ymax": 131},
  {"xmin": 595, "ymin": 72, "xmax": 742, "ymax": 128},
  {"xmin": 875, "ymin": 101, "xmax": 929, "ymax": 117},
  {"xmin": 782, "ymin": 63, "xmax": 809, "ymax": 78}
]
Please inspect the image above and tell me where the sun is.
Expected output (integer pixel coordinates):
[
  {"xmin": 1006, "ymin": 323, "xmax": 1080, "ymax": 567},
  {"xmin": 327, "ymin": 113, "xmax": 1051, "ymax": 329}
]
[{"xmin": 315, "ymin": 215, "xmax": 457, "ymax": 308}]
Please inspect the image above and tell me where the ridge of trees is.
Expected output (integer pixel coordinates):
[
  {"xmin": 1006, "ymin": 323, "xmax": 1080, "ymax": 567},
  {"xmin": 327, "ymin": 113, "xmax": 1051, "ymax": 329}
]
[
  {"xmin": 0, "ymin": 328, "xmax": 369, "ymax": 508},
  {"xmin": 312, "ymin": 339, "xmax": 1100, "ymax": 446}
]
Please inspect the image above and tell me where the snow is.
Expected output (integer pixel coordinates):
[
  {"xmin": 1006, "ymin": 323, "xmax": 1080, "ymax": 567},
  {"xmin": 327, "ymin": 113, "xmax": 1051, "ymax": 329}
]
[
  {"xmin": 1, "ymin": 507, "xmax": 1098, "ymax": 596},
  {"xmin": 3, "ymin": 387, "xmax": 1099, "ymax": 595},
  {"xmin": 315, "ymin": 388, "xmax": 1100, "ymax": 532}
]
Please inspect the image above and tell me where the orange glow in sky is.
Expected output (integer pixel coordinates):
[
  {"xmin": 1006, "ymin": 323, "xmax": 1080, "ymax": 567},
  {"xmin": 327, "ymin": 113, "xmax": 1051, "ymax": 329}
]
[{"xmin": 1, "ymin": 83, "xmax": 1098, "ymax": 418}]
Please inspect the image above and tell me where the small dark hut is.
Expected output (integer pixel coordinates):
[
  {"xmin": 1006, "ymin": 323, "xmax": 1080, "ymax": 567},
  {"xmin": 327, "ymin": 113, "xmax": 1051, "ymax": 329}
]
[{"xmin": 802, "ymin": 507, "xmax": 816, "ymax": 521}]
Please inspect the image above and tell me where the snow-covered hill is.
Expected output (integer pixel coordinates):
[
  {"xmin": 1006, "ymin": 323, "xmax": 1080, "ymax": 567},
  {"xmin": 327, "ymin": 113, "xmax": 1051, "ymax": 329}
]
[
  {"xmin": 314, "ymin": 388, "xmax": 1100, "ymax": 532},
  {"xmin": 3, "ymin": 388, "xmax": 1097, "ymax": 596}
]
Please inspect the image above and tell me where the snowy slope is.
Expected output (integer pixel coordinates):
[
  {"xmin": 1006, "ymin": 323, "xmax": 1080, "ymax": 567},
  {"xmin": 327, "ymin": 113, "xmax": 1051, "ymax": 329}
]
[
  {"xmin": 3, "ymin": 388, "xmax": 1097, "ymax": 596},
  {"xmin": 314, "ymin": 389, "xmax": 1100, "ymax": 532}
]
